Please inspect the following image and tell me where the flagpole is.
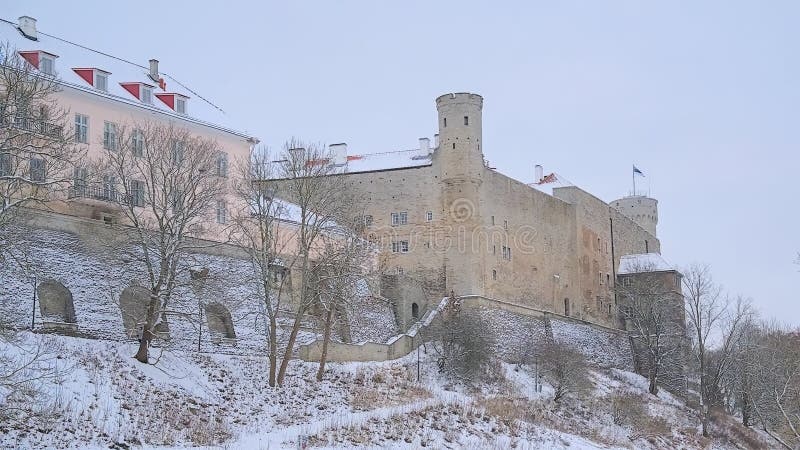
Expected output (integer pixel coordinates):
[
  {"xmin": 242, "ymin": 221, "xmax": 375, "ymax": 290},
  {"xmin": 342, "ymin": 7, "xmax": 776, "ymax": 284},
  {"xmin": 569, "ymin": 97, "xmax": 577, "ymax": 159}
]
[{"xmin": 632, "ymin": 165, "xmax": 636, "ymax": 196}]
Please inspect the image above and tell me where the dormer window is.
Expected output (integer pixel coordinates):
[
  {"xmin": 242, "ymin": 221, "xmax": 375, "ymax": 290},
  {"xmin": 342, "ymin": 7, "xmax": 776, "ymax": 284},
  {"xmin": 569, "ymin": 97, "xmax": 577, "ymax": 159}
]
[
  {"xmin": 155, "ymin": 93, "xmax": 189, "ymax": 114},
  {"xmin": 142, "ymin": 85, "xmax": 153, "ymax": 104},
  {"xmin": 95, "ymin": 72, "xmax": 108, "ymax": 92},
  {"xmin": 175, "ymin": 97, "xmax": 186, "ymax": 114},
  {"xmin": 120, "ymin": 82, "xmax": 155, "ymax": 105},
  {"xmin": 72, "ymin": 68, "xmax": 111, "ymax": 91},
  {"xmin": 40, "ymin": 54, "xmax": 55, "ymax": 75},
  {"xmin": 18, "ymin": 51, "xmax": 58, "ymax": 75}
]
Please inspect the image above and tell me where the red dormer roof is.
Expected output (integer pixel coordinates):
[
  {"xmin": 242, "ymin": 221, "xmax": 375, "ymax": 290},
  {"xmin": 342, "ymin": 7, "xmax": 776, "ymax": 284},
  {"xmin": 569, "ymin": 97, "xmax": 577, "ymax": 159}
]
[
  {"xmin": 17, "ymin": 50, "xmax": 58, "ymax": 68},
  {"xmin": 71, "ymin": 68, "xmax": 110, "ymax": 87},
  {"xmin": 119, "ymin": 82, "xmax": 154, "ymax": 100},
  {"xmin": 155, "ymin": 92, "xmax": 188, "ymax": 110}
]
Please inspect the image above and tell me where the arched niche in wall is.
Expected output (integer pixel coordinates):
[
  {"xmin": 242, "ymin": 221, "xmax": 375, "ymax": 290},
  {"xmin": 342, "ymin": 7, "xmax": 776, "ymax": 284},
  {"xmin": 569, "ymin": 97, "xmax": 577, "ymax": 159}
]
[
  {"xmin": 37, "ymin": 279, "xmax": 77, "ymax": 324},
  {"xmin": 204, "ymin": 302, "xmax": 236, "ymax": 339}
]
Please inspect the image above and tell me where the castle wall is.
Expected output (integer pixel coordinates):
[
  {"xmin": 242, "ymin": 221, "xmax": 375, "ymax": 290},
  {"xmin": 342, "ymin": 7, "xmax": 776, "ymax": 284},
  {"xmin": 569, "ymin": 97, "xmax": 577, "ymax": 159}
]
[
  {"xmin": 339, "ymin": 165, "xmax": 446, "ymax": 301},
  {"xmin": 479, "ymin": 169, "xmax": 577, "ymax": 313}
]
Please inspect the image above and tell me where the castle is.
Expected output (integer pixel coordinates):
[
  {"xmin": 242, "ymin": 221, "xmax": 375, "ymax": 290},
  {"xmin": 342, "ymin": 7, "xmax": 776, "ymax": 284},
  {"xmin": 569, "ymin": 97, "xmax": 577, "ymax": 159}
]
[{"xmin": 291, "ymin": 92, "xmax": 667, "ymax": 330}]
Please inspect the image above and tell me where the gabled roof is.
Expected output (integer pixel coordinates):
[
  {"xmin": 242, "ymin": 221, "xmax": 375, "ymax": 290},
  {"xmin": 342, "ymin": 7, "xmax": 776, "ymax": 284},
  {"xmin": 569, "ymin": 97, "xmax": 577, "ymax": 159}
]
[
  {"xmin": 0, "ymin": 17, "xmax": 255, "ymax": 140},
  {"xmin": 618, "ymin": 253, "xmax": 676, "ymax": 275}
]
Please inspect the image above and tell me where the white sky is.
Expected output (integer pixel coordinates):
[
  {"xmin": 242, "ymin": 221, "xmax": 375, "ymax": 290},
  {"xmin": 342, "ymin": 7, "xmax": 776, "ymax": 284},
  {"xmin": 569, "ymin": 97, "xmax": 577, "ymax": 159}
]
[{"xmin": 5, "ymin": 1, "xmax": 799, "ymax": 324}]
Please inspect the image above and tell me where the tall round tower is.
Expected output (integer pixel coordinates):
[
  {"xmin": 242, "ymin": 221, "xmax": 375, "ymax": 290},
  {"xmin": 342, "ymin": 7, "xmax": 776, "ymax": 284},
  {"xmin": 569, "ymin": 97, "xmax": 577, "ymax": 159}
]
[
  {"xmin": 611, "ymin": 195, "xmax": 659, "ymax": 237},
  {"xmin": 436, "ymin": 92, "xmax": 485, "ymax": 296}
]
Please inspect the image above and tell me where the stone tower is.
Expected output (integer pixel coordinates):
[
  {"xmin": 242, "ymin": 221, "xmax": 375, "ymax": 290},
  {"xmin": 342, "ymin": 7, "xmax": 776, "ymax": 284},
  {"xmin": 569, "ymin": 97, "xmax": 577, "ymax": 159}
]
[
  {"xmin": 436, "ymin": 92, "xmax": 485, "ymax": 296},
  {"xmin": 612, "ymin": 195, "xmax": 659, "ymax": 237}
]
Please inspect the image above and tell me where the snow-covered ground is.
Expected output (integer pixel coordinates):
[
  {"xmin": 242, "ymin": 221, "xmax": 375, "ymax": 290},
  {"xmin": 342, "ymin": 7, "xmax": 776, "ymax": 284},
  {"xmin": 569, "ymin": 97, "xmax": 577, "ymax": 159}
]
[{"xmin": 0, "ymin": 332, "xmax": 773, "ymax": 450}]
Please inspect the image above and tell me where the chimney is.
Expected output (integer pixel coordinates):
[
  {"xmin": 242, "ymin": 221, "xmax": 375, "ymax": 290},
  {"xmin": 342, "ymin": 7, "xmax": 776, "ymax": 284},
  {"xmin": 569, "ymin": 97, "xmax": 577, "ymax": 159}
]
[
  {"xmin": 18, "ymin": 16, "xmax": 37, "ymax": 41},
  {"xmin": 330, "ymin": 143, "xmax": 347, "ymax": 165},
  {"xmin": 149, "ymin": 59, "xmax": 159, "ymax": 82},
  {"xmin": 419, "ymin": 137, "xmax": 430, "ymax": 156},
  {"xmin": 434, "ymin": 133, "xmax": 440, "ymax": 148},
  {"xmin": 535, "ymin": 164, "xmax": 543, "ymax": 183}
]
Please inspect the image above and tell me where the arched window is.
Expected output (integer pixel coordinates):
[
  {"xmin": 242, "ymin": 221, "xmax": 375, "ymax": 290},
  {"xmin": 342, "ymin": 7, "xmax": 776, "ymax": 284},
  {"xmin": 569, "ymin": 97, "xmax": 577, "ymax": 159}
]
[
  {"xmin": 564, "ymin": 298, "xmax": 570, "ymax": 316},
  {"xmin": 411, "ymin": 302, "xmax": 419, "ymax": 319}
]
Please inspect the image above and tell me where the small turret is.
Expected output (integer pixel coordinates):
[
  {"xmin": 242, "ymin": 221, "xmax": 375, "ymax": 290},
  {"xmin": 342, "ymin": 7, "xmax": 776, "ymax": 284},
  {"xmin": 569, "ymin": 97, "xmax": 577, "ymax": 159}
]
[{"xmin": 436, "ymin": 92, "xmax": 483, "ymax": 181}]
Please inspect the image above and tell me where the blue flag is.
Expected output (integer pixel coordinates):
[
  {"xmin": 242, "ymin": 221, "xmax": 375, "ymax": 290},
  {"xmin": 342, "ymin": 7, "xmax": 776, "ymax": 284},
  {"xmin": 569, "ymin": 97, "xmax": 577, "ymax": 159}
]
[{"xmin": 633, "ymin": 165, "xmax": 644, "ymax": 176}]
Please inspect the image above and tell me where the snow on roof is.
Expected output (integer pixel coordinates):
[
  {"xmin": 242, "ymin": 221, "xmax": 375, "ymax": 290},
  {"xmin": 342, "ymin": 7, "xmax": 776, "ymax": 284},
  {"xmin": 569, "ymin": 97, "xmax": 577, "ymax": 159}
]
[
  {"xmin": 342, "ymin": 149, "xmax": 431, "ymax": 173},
  {"xmin": 618, "ymin": 253, "xmax": 675, "ymax": 275},
  {"xmin": 0, "ymin": 18, "xmax": 254, "ymax": 140}
]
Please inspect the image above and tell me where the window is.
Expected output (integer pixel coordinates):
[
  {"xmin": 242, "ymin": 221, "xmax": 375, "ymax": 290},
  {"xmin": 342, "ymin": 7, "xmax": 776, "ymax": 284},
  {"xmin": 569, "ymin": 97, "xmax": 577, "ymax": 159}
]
[
  {"xmin": 102, "ymin": 175, "xmax": 116, "ymax": 200},
  {"xmin": 141, "ymin": 85, "xmax": 153, "ymax": 104},
  {"xmin": 73, "ymin": 167, "xmax": 88, "ymax": 195},
  {"xmin": 491, "ymin": 216, "xmax": 495, "ymax": 226},
  {"xmin": 607, "ymin": 273, "xmax": 611, "ymax": 286},
  {"xmin": 391, "ymin": 211, "xmax": 408, "ymax": 226},
  {"xmin": 171, "ymin": 140, "xmax": 184, "ymax": 164},
  {"xmin": 426, "ymin": 211, "xmax": 433, "ymax": 222},
  {"xmin": 464, "ymin": 116, "xmax": 469, "ymax": 126},
  {"xmin": 645, "ymin": 240, "xmax": 649, "ymax": 253},
  {"xmin": 599, "ymin": 272, "xmax": 603, "ymax": 285},
  {"xmin": 103, "ymin": 122, "xmax": 117, "ymax": 150},
  {"xmin": 216, "ymin": 200, "xmax": 227, "ymax": 224},
  {"xmin": 391, "ymin": 240, "xmax": 409, "ymax": 253},
  {"xmin": 0, "ymin": 153, "xmax": 11, "ymax": 176},
  {"xmin": 492, "ymin": 269, "xmax": 497, "ymax": 280},
  {"xmin": 504, "ymin": 220, "xmax": 508, "ymax": 230},
  {"xmin": 95, "ymin": 72, "xmax": 108, "ymax": 92},
  {"xmin": 175, "ymin": 97, "xmax": 186, "ymax": 114},
  {"xmin": 74, "ymin": 114, "xmax": 88, "ymax": 143},
  {"xmin": 29, "ymin": 158, "xmax": 45, "ymax": 182},
  {"xmin": 130, "ymin": 179, "xmax": 145, "ymax": 207},
  {"xmin": 452, "ymin": 143, "xmax": 455, "ymax": 149},
  {"xmin": 40, "ymin": 55, "xmax": 55, "ymax": 76},
  {"xmin": 171, "ymin": 190, "xmax": 184, "ymax": 211},
  {"xmin": 132, "ymin": 129, "xmax": 144, "ymax": 157},
  {"xmin": 411, "ymin": 303, "xmax": 419, "ymax": 319},
  {"xmin": 501, "ymin": 246, "xmax": 512, "ymax": 261},
  {"xmin": 216, "ymin": 152, "xmax": 228, "ymax": 177},
  {"xmin": 397, "ymin": 267, "xmax": 404, "ymax": 275},
  {"xmin": 443, "ymin": 117, "xmax": 447, "ymax": 127},
  {"xmin": 622, "ymin": 277, "xmax": 632, "ymax": 287},
  {"xmin": 364, "ymin": 215, "xmax": 373, "ymax": 226}
]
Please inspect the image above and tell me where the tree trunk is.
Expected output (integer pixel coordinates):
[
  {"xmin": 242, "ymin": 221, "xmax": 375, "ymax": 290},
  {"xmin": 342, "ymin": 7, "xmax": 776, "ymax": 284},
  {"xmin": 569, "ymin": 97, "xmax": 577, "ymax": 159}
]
[
  {"xmin": 276, "ymin": 311, "xmax": 303, "ymax": 385},
  {"xmin": 268, "ymin": 314, "xmax": 277, "ymax": 387},
  {"xmin": 134, "ymin": 293, "xmax": 159, "ymax": 363},
  {"xmin": 648, "ymin": 370, "xmax": 659, "ymax": 395},
  {"xmin": 316, "ymin": 305, "xmax": 335, "ymax": 382}
]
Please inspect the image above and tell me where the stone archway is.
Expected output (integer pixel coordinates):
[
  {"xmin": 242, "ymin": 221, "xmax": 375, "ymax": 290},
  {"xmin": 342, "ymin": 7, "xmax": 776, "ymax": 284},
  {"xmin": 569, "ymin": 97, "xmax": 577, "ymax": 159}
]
[
  {"xmin": 205, "ymin": 303, "xmax": 236, "ymax": 339},
  {"xmin": 411, "ymin": 302, "xmax": 419, "ymax": 320},
  {"xmin": 37, "ymin": 279, "xmax": 76, "ymax": 324},
  {"xmin": 119, "ymin": 285, "xmax": 150, "ymax": 337}
]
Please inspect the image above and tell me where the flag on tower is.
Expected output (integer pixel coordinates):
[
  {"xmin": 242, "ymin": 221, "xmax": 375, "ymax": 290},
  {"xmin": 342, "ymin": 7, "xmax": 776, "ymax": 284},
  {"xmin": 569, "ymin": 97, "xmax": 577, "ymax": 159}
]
[{"xmin": 633, "ymin": 165, "xmax": 645, "ymax": 177}]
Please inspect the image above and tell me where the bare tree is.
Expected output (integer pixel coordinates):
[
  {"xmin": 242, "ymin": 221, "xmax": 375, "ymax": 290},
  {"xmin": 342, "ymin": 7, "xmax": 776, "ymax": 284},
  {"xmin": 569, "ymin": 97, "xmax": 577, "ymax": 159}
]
[
  {"xmin": 271, "ymin": 140, "xmax": 355, "ymax": 386},
  {"xmin": 231, "ymin": 147, "xmax": 294, "ymax": 387},
  {"xmin": 683, "ymin": 263, "xmax": 726, "ymax": 437},
  {"xmin": 428, "ymin": 297, "xmax": 496, "ymax": 384},
  {"xmin": 314, "ymin": 233, "xmax": 372, "ymax": 381},
  {"xmin": 745, "ymin": 323, "xmax": 800, "ymax": 449},
  {"xmin": 704, "ymin": 296, "xmax": 755, "ymax": 410},
  {"xmin": 616, "ymin": 262, "xmax": 686, "ymax": 395},
  {"xmin": 0, "ymin": 41, "xmax": 85, "ymax": 262},
  {"xmin": 539, "ymin": 336, "xmax": 590, "ymax": 403},
  {"xmin": 95, "ymin": 121, "xmax": 227, "ymax": 363}
]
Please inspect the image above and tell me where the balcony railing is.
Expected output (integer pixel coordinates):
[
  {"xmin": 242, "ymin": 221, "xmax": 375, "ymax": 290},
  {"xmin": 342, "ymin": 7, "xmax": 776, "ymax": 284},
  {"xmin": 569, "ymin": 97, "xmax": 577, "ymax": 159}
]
[{"xmin": 68, "ymin": 183, "xmax": 129, "ymax": 205}]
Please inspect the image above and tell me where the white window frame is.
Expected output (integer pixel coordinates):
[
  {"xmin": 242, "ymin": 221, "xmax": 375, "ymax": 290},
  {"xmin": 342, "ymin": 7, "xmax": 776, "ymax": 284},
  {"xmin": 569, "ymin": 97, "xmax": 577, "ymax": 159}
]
[
  {"xmin": 29, "ymin": 158, "xmax": 45, "ymax": 182},
  {"xmin": 399, "ymin": 211, "xmax": 408, "ymax": 225},
  {"xmin": 74, "ymin": 114, "xmax": 88, "ymax": 144},
  {"xmin": 216, "ymin": 152, "xmax": 228, "ymax": 177},
  {"xmin": 216, "ymin": 200, "xmax": 227, "ymax": 224},
  {"xmin": 132, "ymin": 129, "xmax": 144, "ymax": 157},
  {"xmin": 426, "ymin": 211, "xmax": 433, "ymax": 221},
  {"xmin": 95, "ymin": 71, "xmax": 108, "ymax": 92},
  {"xmin": 141, "ymin": 85, "xmax": 153, "ymax": 104},
  {"xmin": 391, "ymin": 212, "xmax": 399, "ymax": 226},
  {"xmin": 103, "ymin": 121, "xmax": 117, "ymax": 150},
  {"xmin": 175, "ymin": 97, "xmax": 187, "ymax": 114},
  {"xmin": 40, "ymin": 54, "xmax": 55, "ymax": 76},
  {"xmin": 130, "ymin": 179, "xmax": 145, "ymax": 207}
]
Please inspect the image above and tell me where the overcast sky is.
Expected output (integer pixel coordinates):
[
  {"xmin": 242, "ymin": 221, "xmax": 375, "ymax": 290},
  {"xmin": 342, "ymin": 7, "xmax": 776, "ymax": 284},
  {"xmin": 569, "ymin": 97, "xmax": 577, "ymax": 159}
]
[{"xmin": 6, "ymin": 1, "xmax": 799, "ymax": 324}]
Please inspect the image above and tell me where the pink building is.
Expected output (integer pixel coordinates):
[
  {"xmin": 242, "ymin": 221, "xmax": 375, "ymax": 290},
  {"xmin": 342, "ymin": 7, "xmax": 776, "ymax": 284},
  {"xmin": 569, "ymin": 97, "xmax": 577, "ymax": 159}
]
[{"xmin": 2, "ymin": 15, "xmax": 257, "ymax": 232}]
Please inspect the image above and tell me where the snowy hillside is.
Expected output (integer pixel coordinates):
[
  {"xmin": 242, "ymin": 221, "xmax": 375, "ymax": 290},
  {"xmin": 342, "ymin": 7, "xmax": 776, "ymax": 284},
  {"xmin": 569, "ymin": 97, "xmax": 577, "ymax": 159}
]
[{"xmin": 0, "ymin": 332, "xmax": 772, "ymax": 450}]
